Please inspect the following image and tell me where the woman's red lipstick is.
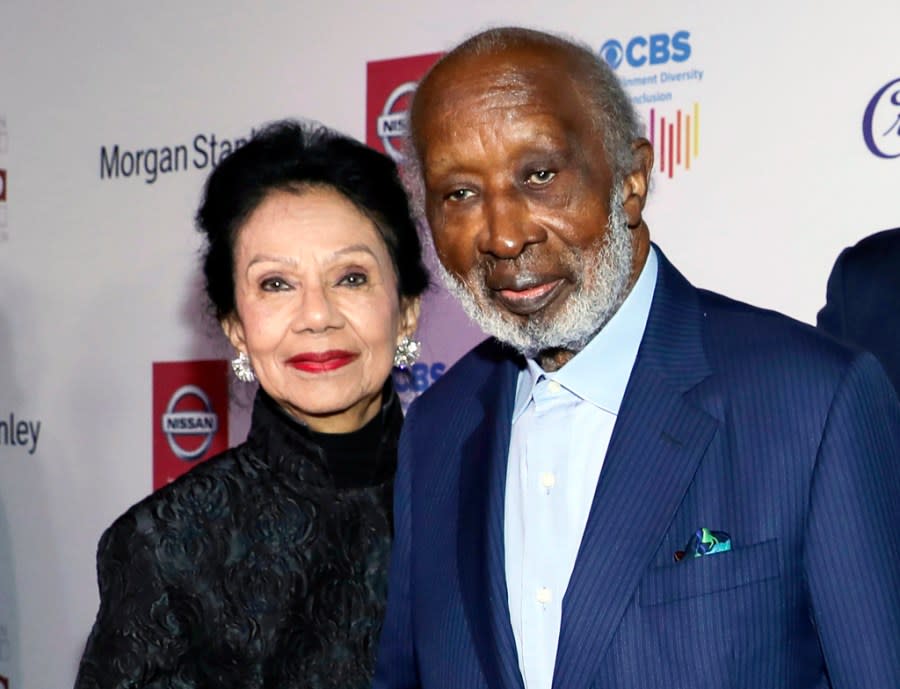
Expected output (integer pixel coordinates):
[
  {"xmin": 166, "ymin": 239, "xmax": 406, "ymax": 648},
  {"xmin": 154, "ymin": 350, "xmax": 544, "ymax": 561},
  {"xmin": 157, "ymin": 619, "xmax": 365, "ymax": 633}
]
[{"xmin": 287, "ymin": 350, "xmax": 358, "ymax": 373}]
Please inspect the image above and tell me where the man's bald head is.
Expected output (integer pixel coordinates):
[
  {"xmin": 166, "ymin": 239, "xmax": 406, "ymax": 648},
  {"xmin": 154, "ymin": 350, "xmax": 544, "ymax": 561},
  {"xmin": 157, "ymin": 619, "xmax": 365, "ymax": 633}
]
[{"xmin": 408, "ymin": 27, "xmax": 642, "ymax": 191}]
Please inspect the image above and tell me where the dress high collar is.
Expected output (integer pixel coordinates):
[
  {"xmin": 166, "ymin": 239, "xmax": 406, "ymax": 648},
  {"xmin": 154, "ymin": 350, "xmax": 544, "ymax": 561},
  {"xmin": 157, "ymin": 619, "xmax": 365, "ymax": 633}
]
[{"xmin": 245, "ymin": 381, "xmax": 402, "ymax": 490}]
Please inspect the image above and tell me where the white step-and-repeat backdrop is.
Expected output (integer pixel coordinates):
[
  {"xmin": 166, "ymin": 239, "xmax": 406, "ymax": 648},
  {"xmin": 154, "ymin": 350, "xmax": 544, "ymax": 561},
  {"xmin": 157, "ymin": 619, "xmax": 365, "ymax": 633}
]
[{"xmin": 1, "ymin": 1, "xmax": 898, "ymax": 686}]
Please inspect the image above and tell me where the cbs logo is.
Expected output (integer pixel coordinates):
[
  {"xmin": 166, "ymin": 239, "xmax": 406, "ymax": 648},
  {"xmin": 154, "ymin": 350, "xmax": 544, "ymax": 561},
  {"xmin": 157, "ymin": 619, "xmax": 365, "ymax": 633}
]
[
  {"xmin": 600, "ymin": 31, "xmax": 691, "ymax": 70},
  {"xmin": 393, "ymin": 361, "xmax": 446, "ymax": 394}
]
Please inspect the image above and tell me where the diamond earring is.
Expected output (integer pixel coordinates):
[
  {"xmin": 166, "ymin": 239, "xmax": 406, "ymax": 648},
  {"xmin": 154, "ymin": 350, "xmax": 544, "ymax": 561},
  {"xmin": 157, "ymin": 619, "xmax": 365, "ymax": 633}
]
[
  {"xmin": 393, "ymin": 336, "xmax": 421, "ymax": 370},
  {"xmin": 231, "ymin": 351, "xmax": 255, "ymax": 383}
]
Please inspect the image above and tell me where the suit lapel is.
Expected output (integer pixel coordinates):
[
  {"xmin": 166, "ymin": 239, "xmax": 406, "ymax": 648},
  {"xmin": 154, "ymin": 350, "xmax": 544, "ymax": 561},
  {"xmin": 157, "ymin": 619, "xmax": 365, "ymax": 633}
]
[
  {"xmin": 457, "ymin": 348, "xmax": 526, "ymax": 689},
  {"xmin": 552, "ymin": 250, "xmax": 720, "ymax": 689}
]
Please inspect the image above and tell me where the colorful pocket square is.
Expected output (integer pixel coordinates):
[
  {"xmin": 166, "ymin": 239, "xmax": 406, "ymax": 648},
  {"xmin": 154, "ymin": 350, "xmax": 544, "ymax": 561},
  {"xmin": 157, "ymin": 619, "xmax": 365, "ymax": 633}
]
[{"xmin": 674, "ymin": 527, "xmax": 732, "ymax": 562}]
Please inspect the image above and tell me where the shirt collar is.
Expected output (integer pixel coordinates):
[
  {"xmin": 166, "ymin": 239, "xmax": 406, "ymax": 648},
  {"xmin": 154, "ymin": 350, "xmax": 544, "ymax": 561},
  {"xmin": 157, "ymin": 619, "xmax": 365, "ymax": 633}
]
[{"xmin": 513, "ymin": 246, "xmax": 658, "ymax": 419}]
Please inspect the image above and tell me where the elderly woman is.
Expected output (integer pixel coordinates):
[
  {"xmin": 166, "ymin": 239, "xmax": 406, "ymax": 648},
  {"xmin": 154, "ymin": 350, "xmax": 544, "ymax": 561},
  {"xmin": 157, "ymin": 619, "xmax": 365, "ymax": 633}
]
[{"xmin": 75, "ymin": 120, "xmax": 428, "ymax": 688}]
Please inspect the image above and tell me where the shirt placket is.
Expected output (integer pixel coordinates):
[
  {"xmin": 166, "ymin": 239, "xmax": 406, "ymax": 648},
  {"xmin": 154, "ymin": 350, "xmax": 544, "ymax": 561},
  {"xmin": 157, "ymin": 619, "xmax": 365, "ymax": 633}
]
[{"xmin": 520, "ymin": 377, "xmax": 569, "ymax": 689}]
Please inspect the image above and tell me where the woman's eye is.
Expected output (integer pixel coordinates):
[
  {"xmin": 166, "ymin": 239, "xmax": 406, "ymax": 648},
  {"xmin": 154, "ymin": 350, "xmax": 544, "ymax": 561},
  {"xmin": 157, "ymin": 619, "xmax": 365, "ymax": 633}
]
[
  {"xmin": 446, "ymin": 188, "xmax": 475, "ymax": 202},
  {"xmin": 526, "ymin": 169, "xmax": 556, "ymax": 185},
  {"xmin": 339, "ymin": 272, "xmax": 368, "ymax": 287},
  {"xmin": 260, "ymin": 277, "xmax": 290, "ymax": 291}
]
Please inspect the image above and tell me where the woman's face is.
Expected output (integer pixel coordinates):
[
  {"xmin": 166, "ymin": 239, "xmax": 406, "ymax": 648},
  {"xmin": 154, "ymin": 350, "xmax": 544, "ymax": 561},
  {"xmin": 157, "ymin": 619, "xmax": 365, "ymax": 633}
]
[{"xmin": 223, "ymin": 187, "xmax": 418, "ymax": 433}]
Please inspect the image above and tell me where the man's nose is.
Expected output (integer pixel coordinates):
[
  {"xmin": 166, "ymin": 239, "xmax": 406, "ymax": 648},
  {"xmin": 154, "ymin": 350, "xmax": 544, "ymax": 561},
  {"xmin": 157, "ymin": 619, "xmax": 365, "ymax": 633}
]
[
  {"xmin": 291, "ymin": 283, "xmax": 342, "ymax": 332},
  {"xmin": 477, "ymin": 192, "xmax": 546, "ymax": 259}
]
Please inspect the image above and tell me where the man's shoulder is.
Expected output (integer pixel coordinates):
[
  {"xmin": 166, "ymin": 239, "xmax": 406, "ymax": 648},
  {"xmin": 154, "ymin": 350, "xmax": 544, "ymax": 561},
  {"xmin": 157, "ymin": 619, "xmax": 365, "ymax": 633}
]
[
  {"xmin": 846, "ymin": 226, "xmax": 900, "ymax": 255},
  {"xmin": 652, "ymin": 248, "xmax": 846, "ymax": 361},
  {"xmin": 655, "ymin": 245, "xmax": 845, "ymax": 356},
  {"xmin": 408, "ymin": 338, "xmax": 517, "ymax": 416},
  {"xmin": 836, "ymin": 227, "xmax": 900, "ymax": 275},
  {"xmin": 695, "ymin": 286, "xmax": 861, "ymax": 379}
]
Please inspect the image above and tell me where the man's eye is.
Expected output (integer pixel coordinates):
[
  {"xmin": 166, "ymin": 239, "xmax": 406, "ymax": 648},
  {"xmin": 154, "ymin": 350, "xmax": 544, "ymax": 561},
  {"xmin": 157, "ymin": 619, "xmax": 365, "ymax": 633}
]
[
  {"xmin": 446, "ymin": 188, "xmax": 475, "ymax": 202},
  {"xmin": 526, "ymin": 169, "xmax": 556, "ymax": 185},
  {"xmin": 339, "ymin": 272, "xmax": 368, "ymax": 287},
  {"xmin": 260, "ymin": 277, "xmax": 290, "ymax": 291}
]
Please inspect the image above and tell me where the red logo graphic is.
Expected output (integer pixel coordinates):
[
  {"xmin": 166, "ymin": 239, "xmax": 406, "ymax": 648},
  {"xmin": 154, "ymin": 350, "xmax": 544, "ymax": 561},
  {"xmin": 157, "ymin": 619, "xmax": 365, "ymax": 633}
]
[
  {"xmin": 366, "ymin": 53, "xmax": 442, "ymax": 161},
  {"xmin": 0, "ymin": 169, "xmax": 7, "ymax": 202},
  {"xmin": 648, "ymin": 103, "xmax": 701, "ymax": 179},
  {"xmin": 152, "ymin": 360, "xmax": 229, "ymax": 489}
]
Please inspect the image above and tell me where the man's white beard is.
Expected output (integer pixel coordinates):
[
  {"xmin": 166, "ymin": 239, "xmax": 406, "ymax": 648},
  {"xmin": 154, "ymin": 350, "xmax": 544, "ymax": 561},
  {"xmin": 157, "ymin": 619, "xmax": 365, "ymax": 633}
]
[{"xmin": 434, "ymin": 187, "xmax": 634, "ymax": 360}]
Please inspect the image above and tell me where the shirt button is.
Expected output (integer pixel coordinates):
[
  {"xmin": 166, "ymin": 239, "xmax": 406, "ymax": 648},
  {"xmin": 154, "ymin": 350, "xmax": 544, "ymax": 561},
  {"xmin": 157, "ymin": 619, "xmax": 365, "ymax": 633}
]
[
  {"xmin": 540, "ymin": 472, "xmax": 556, "ymax": 491},
  {"xmin": 536, "ymin": 587, "xmax": 553, "ymax": 605},
  {"xmin": 547, "ymin": 380, "xmax": 561, "ymax": 394}
]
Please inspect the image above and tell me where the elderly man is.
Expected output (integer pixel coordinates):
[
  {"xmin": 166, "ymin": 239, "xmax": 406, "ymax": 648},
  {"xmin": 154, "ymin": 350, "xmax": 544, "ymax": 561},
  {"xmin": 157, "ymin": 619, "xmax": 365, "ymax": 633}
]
[{"xmin": 374, "ymin": 27, "xmax": 900, "ymax": 689}]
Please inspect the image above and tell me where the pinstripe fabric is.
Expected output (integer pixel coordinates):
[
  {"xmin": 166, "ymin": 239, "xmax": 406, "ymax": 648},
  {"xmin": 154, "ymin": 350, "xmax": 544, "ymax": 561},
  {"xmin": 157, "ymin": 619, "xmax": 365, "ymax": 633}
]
[
  {"xmin": 374, "ymin": 248, "xmax": 900, "ymax": 689},
  {"xmin": 457, "ymin": 362, "xmax": 524, "ymax": 689},
  {"xmin": 817, "ymin": 227, "xmax": 900, "ymax": 396}
]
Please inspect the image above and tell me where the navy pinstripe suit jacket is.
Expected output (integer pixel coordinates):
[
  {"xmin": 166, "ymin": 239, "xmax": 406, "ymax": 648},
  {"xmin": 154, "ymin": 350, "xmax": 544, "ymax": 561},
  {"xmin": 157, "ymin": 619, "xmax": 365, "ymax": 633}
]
[
  {"xmin": 818, "ymin": 227, "xmax": 900, "ymax": 398},
  {"xmin": 374, "ymin": 248, "xmax": 900, "ymax": 689}
]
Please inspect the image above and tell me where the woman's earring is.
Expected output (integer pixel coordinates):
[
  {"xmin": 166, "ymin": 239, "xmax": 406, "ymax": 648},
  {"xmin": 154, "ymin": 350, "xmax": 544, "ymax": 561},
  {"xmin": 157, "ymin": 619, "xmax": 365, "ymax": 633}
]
[
  {"xmin": 393, "ymin": 336, "xmax": 421, "ymax": 370},
  {"xmin": 231, "ymin": 352, "xmax": 256, "ymax": 383}
]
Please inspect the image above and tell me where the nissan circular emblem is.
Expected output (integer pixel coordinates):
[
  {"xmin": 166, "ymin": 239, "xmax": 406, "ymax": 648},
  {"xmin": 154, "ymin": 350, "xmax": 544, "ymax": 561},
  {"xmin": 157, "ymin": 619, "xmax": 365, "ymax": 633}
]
[
  {"xmin": 162, "ymin": 385, "xmax": 219, "ymax": 461},
  {"xmin": 377, "ymin": 81, "xmax": 417, "ymax": 161}
]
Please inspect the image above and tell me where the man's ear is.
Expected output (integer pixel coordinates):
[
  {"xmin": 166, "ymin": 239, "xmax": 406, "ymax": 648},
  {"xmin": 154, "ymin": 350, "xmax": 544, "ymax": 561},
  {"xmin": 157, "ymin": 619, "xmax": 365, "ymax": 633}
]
[
  {"xmin": 397, "ymin": 296, "xmax": 422, "ymax": 342},
  {"xmin": 621, "ymin": 138, "xmax": 653, "ymax": 228},
  {"xmin": 221, "ymin": 314, "xmax": 247, "ymax": 353}
]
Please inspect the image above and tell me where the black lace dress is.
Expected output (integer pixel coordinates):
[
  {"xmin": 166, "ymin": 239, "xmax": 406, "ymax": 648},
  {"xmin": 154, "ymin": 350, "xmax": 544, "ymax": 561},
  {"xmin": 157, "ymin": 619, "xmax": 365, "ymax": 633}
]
[{"xmin": 75, "ymin": 385, "xmax": 401, "ymax": 689}]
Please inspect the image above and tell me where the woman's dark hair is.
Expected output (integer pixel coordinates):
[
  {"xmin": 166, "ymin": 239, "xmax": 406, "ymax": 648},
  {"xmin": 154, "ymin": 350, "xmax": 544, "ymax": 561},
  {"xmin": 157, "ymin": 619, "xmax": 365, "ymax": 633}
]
[{"xmin": 196, "ymin": 119, "xmax": 429, "ymax": 320}]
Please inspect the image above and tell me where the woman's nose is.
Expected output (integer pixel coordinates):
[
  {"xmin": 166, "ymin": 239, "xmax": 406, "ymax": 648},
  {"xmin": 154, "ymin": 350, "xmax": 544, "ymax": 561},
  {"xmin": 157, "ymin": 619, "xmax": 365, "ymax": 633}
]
[{"xmin": 290, "ymin": 283, "xmax": 342, "ymax": 332}]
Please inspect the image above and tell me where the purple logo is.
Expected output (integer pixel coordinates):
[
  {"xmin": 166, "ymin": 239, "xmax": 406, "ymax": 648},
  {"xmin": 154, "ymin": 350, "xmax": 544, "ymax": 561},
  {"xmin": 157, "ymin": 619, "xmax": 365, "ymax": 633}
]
[{"xmin": 863, "ymin": 77, "xmax": 900, "ymax": 158}]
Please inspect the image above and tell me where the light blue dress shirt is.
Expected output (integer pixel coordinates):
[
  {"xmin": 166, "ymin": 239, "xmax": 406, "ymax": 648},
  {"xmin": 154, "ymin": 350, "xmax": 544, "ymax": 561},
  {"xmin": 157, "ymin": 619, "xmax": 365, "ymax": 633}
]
[{"xmin": 504, "ymin": 248, "xmax": 658, "ymax": 689}]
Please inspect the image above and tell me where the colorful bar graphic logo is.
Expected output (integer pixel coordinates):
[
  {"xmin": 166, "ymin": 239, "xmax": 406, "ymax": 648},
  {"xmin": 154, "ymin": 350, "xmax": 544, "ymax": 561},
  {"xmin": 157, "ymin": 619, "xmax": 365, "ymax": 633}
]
[{"xmin": 648, "ymin": 102, "xmax": 700, "ymax": 178}]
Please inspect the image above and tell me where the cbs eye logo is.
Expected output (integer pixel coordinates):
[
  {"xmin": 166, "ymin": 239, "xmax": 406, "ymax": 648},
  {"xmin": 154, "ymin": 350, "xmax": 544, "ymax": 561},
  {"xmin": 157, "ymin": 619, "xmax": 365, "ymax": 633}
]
[
  {"xmin": 599, "ymin": 40, "xmax": 625, "ymax": 69},
  {"xmin": 599, "ymin": 31, "xmax": 691, "ymax": 70}
]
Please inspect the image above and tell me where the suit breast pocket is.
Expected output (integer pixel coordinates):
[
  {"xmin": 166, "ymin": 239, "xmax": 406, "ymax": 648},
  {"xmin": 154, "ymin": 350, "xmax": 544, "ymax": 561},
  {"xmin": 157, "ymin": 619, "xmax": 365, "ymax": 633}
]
[{"xmin": 639, "ymin": 538, "xmax": 781, "ymax": 607}]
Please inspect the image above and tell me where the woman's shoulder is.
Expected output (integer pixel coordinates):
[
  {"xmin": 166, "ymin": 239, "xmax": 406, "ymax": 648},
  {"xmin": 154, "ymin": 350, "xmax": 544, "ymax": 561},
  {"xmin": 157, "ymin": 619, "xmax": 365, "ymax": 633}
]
[{"xmin": 100, "ymin": 444, "xmax": 253, "ymax": 547}]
